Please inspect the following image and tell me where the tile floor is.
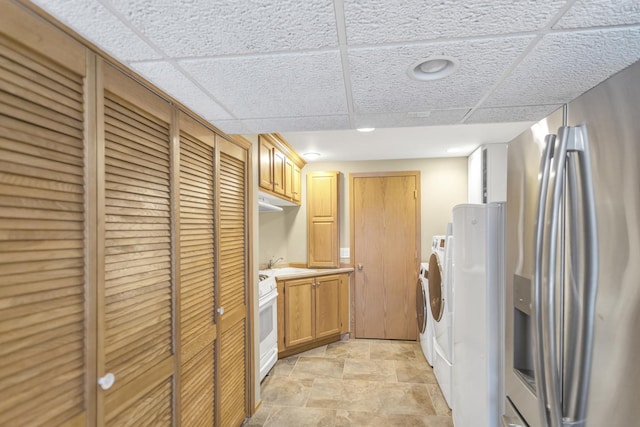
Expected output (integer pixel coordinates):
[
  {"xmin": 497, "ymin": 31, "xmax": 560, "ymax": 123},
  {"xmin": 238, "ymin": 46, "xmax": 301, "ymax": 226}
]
[{"xmin": 248, "ymin": 338, "xmax": 453, "ymax": 427}]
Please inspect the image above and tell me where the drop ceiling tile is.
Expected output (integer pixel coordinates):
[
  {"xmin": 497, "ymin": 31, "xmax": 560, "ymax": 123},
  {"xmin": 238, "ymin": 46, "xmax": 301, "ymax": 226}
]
[
  {"xmin": 179, "ymin": 51, "xmax": 348, "ymax": 119},
  {"xmin": 348, "ymin": 36, "xmax": 534, "ymax": 114},
  {"xmin": 343, "ymin": 0, "xmax": 564, "ymax": 45},
  {"xmin": 466, "ymin": 105, "xmax": 561, "ymax": 124},
  {"xmin": 209, "ymin": 120, "xmax": 252, "ymax": 135},
  {"xmin": 31, "ymin": 0, "xmax": 161, "ymax": 61},
  {"xmin": 354, "ymin": 110, "xmax": 469, "ymax": 128},
  {"xmin": 484, "ymin": 27, "xmax": 640, "ymax": 107},
  {"xmin": 241, "ymin": 115, "xmax": 350, "ymax": 133},
  {"xmin": 130, "ymin": 61, "xmax": 233, "ymax": 120},
  {"xmin": 555, "ymin": 0, "xmax": 640, "ymax": 29},
  {"xmin": 108, "ymin": 0, "xmax": 338, "ymax": 57}
]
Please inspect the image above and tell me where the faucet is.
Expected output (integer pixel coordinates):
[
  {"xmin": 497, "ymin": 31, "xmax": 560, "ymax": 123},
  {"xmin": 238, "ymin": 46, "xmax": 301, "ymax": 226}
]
[{"xmin": 267, "ymin": 257, "xmax": 283, "ymax": 269}]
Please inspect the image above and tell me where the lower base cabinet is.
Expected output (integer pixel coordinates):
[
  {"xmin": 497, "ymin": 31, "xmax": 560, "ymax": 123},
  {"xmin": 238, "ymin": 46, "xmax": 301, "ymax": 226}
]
[{"xmin": 277, "ymin": 273, "xmax": 349, "ymax": 357}]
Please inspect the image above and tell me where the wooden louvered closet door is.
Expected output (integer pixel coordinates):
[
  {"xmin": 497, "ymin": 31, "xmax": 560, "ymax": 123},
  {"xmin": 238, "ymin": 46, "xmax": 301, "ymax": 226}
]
[
  {"xmin": 0, "ymin": 12, "xmax": 91, "ymax": 427},
  {"xmin": 178, "ymin": 112, "xmax": 216, "ymax": 426},
  {"xmin": 217, "ymin": 137, "xmax": 250, "ymax": 427},
  {"xmin": 99, "ymin": 62, "xmax": 175, "ymax": 426}
]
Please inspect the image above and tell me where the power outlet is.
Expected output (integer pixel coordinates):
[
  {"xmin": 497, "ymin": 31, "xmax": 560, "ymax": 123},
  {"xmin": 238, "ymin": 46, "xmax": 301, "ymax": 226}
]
[{"xmin": 339, "ymin": 247, "xmax": 350, "ymax": 258}]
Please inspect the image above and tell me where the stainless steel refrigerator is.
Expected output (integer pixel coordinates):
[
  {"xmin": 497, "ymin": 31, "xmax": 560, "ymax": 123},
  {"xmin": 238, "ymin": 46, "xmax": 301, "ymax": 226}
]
[{"xmin": 503, "ymin": 59, "xmax": 640, "ymax": 427}]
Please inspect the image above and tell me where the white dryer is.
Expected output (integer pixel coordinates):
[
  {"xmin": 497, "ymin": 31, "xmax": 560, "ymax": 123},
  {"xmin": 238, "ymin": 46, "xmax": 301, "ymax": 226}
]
[
  {"xmin": 417, "ymin": 261, "xmax": 433, "ymax": 366},
  {"xmin": 430, "ymin": 231, "xmax": 454, "ymax": 409}
]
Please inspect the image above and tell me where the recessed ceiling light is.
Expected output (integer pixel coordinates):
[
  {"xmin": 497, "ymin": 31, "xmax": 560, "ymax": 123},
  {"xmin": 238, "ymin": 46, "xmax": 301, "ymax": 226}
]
[
  {"xmin": 303, "ymin": 152, "xmax": 321, "ymax": 160},
  {"xmin": 408, "ymin": 56, "xmax": 459, "ymax": 81},
  {"xmin": 356, "ymin": 127, "xmax": 375, "ymax": 132}
]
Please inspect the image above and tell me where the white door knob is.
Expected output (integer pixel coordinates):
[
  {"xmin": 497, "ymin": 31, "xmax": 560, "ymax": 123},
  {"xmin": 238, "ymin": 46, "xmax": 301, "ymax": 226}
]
[
  {"xmin": 217, "ymin": 307, "xmax": 225, "ymax": 315},
  {"xmin": 98, "ymin": 373, "xmax": 115, "ymax": 390}
]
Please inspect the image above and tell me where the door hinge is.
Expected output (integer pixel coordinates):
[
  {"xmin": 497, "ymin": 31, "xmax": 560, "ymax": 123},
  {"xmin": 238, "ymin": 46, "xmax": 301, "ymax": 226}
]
[{"xmin": 414, "ymin": 189, "xmax": 417, "ymax": 199}]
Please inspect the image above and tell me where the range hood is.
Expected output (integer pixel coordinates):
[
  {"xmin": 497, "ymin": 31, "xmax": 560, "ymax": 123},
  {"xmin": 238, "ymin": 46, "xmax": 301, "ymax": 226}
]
[
  {"xmin": 258, "ymin": 199, "xmax": 283, "ymax": 212},
  {"xmin": 257, "ymin": 190, "xmax": 297, "ymax": 213}
]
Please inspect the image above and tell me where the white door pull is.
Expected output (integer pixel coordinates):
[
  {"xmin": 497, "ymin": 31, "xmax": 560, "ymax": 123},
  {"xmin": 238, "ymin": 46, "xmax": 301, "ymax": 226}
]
[
  {"xmin": 98, "ymin": 373, "xmax": 115, "ymax": 390},
  {"xmin": 217, "ymin": 307, "xmax": 225, "ymax": 315}
]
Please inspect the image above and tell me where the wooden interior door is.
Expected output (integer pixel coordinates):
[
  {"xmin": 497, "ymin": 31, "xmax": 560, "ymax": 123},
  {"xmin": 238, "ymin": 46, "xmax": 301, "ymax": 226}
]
[
  {"xmin": 351, "ymin": 172, "xmax": 420, "ymax": 340},
  {"xmin": 99, "ymin": 62, "xmax": 175, "ymax": 425},
  {"xmin": 216, "ymin": 137, "xmax": 249, "ymax": 427},
  {"xmin": 0, "ymin": 26, "xmax": 91, "ymax": 426},
  {"xmin": 178, "ymin": 112, "xmax": 216, "ymax": 426}
]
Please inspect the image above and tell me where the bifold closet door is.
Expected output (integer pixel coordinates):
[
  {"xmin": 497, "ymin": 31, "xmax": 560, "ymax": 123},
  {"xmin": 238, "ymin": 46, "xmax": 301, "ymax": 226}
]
[
  {"xmin": 99, "ymin": 61, "xmax": 176, "ymax": 425},
  {"xmin": 0, "ymin": 9, "xmax": 91, "ymax": 426},
  {"xmin": 178, "ymin": 112, "xmax": 216, "ymax": 426},
  {"xmin": 217, "ymin": 137, "xmax": 250, "ymax": 426}
]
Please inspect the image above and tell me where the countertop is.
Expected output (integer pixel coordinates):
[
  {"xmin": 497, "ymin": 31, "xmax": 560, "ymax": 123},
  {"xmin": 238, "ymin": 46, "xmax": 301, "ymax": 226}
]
[{"xmin": 263, "ymin": 267, "xmax": 354, "ymax": 281}]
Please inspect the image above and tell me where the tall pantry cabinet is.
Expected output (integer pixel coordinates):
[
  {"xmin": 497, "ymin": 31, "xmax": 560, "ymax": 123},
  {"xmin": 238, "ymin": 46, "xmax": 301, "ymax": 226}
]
[{"xmin": 0, "ymin": 3, "xmax": 253, "ymax": 426}]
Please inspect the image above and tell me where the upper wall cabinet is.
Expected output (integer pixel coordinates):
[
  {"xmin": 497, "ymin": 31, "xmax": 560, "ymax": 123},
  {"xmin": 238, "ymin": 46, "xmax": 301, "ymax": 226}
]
[
  {"xmin": 307, "ymin": 171, "xmax": 340, "ymax": 268},
  {"xmin": 258, "ymin": 134, "xmax": 305, "ymax": 205}
]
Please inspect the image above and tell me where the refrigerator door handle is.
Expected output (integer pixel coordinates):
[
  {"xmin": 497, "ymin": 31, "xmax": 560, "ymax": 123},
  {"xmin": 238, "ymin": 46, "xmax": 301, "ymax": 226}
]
[
  {"xmin": 533, "ymin": 133, "xmax": 556, "ymax": 426},
  {"xmin": 563, "ymin": 125, "xmax": 599, "ymax": 427},
  {"xmin": 544, "ymin": 126, "xmax": 572, "ymax": 427}
]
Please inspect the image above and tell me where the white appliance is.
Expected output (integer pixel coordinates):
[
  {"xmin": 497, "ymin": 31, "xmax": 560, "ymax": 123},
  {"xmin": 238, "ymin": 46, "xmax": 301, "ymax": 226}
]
[
  {"xmin": 417, "ymin": 261, "xmax": 433, "ymax": 366},
  {"xmin": 451, "ymin": 203, "xmax": 505, "ymax": 427},
  {"xmin": 430, "ymin": 231, "xmax": 454, "ymax": 408},
  {"xmin": 504, "ymin": 61, "xmax": 640, "ymax": 427},
  {"xmin": 258, "ymin": 273, "xmax": 278, "ymax": 381}
]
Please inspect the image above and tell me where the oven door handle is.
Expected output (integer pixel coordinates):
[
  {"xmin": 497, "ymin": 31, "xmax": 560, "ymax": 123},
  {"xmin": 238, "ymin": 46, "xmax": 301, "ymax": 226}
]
[{"xmin": 258, "ymin": 289, "xmax": 279, "ymax": 307}]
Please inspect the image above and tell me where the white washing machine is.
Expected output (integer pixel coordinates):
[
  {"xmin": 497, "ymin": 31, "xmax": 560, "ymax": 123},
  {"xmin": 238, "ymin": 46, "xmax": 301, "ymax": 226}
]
[
  {"xmin": 417, "ymin": 261, "xmax": 433, "ymax": 366},
  {"xmin": 430, "ymin": 230, "xmax": 454, "ymax": 409}
]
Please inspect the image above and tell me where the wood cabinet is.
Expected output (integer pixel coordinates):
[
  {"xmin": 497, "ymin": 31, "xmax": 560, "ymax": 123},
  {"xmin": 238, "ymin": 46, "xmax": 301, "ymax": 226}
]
[
  {"xmin": 307, "ymin": 172, "xmax": 340, "ymax": 268},
  {"xmin": 284, "ymin": 157, "xmax": 303, "ymax": 203},
  {"xmin": 0, "ymin": 4, "xmax": 252, "ymax": 426},
  {"xmin": 277, "ymin": 273, "xmax": 349, "ymax": 357},
  {"xmin": 258, "ymin": 133, "xmax": 304, "ymax": 205}
]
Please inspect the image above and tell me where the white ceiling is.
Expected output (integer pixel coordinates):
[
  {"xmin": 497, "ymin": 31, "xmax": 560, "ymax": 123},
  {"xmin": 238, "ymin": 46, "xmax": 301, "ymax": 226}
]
[{"xmin": 32, "ymin": 0, "xmax": 640, "ymax": 161}]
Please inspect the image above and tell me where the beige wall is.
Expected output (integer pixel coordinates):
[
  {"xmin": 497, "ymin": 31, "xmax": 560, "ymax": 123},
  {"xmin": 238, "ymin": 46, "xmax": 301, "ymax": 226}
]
[{"xmin": 256, "ymin": 156, "xmax": 468, "ymax": 266}]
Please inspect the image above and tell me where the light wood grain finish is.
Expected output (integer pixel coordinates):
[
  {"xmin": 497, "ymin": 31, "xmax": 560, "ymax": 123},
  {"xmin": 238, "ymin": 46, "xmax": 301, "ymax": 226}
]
[
  {"xmin": 258, "ymin": 133, "xmax": 304, "ymax": 205},
  {"xmin": 178, "ymin": 113, "xmax": 217, "ymax": 426},
  {"xmin": 351, "ymin": 172, "xmax": 421, "ymax": 340},
  {"xmin": 315, "ymin": 275, "xmax": 341, "ymax": 339},
  {"xmin": 217, "ymin": 138, "xmax": 249, "ymax": 426},
  {"xmin": 2, "ymin": 4, "xmax": 254, "ymax": 425},
  {"xmin": 307, "ymin": 171, "xmax": 340, "ymax": 268},
  {"xmin": 101, "ymin": 65, "xmax": 175, "ymax": 426},
  {"xmin": 0, "ymin": 32, "xmax": 88, "ymax": 427},
  {"xmin": 284, "ymin": 277, "xmax": 315, "ymax": 348},
  {"xmin": 181, "ymin": 344, "xmax": 215, "ymax": 426}
]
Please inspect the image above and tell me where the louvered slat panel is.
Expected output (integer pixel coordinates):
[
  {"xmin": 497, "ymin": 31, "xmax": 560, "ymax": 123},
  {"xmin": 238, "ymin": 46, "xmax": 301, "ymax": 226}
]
[
  {"xmin": 103, "ymin": 91, "xmax": 172, "ymax": 387},
  {"xmin": 219, "ymin": 319, "xmax": 247, "ymax": 427},
  {"xmin": 218, "ymin": 153, "xmax": 246, "ymax": 312},
  {"xmin": 181, "ymin": 344, "xmax": 215, "ymax": 426},
  {"xmin": 0, "ymin": 34, "xmax": 86, "ymax": 427},
  {"xmin": 106, "ymin": 377, "xmax": 173, "ymax": 427},
  {"xmin": 217, "ymin": 143, "xmax": 248, "ymax": 426},
  {"xmin": 179, "ymin": 131, "xmax": 215, "ymax": 349}
]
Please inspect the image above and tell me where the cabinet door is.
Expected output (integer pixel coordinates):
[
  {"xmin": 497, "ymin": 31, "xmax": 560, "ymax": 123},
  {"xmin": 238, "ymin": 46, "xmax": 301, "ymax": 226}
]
[
  {"xmin": 217, "ymin": 136, "xmax": 249, "ymax": 427},
  {"xmin": 100, "ymin": 62, "xmax": 175, "ymax": 426},
  {"xmin": 0, "ymin": 20, "xmax": 90, "ymax": 426},
  {"xmin": 284, "ymin": 157, "xmax": 294, "ymax": 200},
  {"xmin": 258, "ymin": 136, "xmax": 273, "ymax": 190},
  {"xmin": 314, "ymin": 275, "xmax": 341, "ymax": 339},
  {"xmin": 307, "ymin": 172, "xmax": 339, "ymax": 268},
  {"xmin": 284, "ymin": 277, "xmax": 315, "ymax": 347},
  {"xmin": 272, "ymin": 147, "xmax": 286, "ymax": 195},
  {"xmin": 178, "ymin": 112, "xmax": 216, "ymax": 426},
  {"xmin": 292, "ymin": 164, "xmax": 302, "ymax": 203}
]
